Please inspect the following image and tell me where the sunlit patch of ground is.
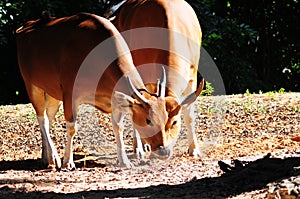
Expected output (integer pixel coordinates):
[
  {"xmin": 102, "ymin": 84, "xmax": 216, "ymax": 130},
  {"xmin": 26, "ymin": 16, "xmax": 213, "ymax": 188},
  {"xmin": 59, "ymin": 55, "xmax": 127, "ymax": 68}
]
[{"xmin": 0, "ymin": 93, "xmax": 299, "ymax": 198}]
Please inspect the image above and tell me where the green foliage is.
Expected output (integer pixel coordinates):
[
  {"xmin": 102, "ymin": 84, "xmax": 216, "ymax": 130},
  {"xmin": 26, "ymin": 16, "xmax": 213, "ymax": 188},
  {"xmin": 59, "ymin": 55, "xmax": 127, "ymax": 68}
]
[
  {"xmin": 27, "ymin": 113, "xmax": 36, "ymax": 120},
  {"xmin": 201, "ymin": 81, "xmax": 215, "ymax": 96},
  {"xmin": 278, "ymin": 88, "xmax": 286, "ymax": 94},
  {"xmin": 245, "ymin": 87, "xmax": 287, "ymax": 96},
  {"xmin": 188, "ymin": 0, "xmax": 300, "ymax": 94},
  {"xmin": 187, "ymin": 0, "xmax": 261, "ymax": 93},
  {"xmin": 245, "ymin": 89, "xmax": 251, "ymax": 96}
]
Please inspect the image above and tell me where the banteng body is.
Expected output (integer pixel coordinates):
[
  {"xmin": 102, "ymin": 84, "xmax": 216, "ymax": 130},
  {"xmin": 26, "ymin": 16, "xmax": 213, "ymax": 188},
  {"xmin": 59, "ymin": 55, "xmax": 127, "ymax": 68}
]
[
  {"xmin": 110, "ymin": 0, "xmax": 204, "ymax": 159},
  {"xmin": 16, "ymin": 13, "xmax": 149, "ymax": 168}
]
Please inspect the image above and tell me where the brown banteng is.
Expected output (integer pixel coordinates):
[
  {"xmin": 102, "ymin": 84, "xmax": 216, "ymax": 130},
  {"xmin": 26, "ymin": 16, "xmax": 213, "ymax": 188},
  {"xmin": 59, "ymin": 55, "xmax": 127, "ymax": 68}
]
[{"xmin": 109, "ymin": 0, "xmax": 204, "ymax": 159}]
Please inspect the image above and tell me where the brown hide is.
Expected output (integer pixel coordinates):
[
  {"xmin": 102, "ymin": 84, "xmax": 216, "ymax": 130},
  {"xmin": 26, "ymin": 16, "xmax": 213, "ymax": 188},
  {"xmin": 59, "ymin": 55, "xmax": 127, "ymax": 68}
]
[
  {"xmin": 111, "ymin": 0, "xmax": 203, "ymax": 155},
  {"xmin": 16, "ymin": 13, "xmax": 142, "ymax": 119},
  {"xmin": 112, "ymin": 0, "xmax": 202, "ymax": 94}
]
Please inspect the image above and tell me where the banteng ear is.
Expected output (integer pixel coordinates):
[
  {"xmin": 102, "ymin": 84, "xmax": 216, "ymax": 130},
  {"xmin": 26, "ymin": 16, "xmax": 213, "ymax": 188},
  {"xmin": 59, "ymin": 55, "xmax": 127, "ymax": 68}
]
[
  {"xmin": 180, "ymin": 76, "xmax": 205, "ymax": 106},
  {"xmin": 113, "ymin": 91, "xmax": 136, "ymax": 111}
]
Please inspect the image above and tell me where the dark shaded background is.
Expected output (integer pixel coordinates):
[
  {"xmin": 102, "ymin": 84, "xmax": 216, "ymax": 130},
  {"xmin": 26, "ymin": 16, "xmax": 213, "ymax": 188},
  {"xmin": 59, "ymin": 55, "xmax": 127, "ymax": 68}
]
[{"xmin": 0, "ymin": 0, "xmax": 299, "ymax": 105}]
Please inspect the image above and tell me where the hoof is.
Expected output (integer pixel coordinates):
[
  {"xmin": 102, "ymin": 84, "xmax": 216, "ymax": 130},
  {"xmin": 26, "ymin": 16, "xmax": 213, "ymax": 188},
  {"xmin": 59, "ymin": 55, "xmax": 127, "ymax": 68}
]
[
  {"xmin": 188, "ymin": 147, "xmax": 201, "ymax": 158},
  {"xmin": 62, "ymin": 162, "xmax": 76, "ymax": 171},
  {"xmin": 42, "ymin": 155, "xmax": 62, "ymax": 170},
  {"xmin": 119, "ymin": 160, "xmax": 134, "ymax": 168}
]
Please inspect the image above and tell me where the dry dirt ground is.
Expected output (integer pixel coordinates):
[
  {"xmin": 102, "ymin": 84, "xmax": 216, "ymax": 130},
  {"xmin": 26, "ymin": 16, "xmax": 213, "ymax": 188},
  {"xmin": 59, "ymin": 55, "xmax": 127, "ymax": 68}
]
[{"xmin": 0, "ymin": 93, "xmax": 299, "ymax": 199}]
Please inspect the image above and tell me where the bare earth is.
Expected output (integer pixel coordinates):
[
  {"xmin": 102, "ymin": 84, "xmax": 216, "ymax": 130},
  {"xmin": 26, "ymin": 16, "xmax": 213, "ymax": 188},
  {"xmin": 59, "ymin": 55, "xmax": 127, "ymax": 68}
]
[{"xmin": 0, "ymin": 93, "xmax": 299, "ymax": 199}]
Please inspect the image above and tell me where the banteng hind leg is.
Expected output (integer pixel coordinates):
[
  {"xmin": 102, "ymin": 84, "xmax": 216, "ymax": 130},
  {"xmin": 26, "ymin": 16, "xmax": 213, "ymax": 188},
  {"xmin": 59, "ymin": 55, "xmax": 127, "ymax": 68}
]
[
  {"xmin": 26, "ymin": 84, "xmax": 62, "ymax": 169},
  {"xmin": 43, "ymin": 93, "xmax": 62, "ymax": 168}
]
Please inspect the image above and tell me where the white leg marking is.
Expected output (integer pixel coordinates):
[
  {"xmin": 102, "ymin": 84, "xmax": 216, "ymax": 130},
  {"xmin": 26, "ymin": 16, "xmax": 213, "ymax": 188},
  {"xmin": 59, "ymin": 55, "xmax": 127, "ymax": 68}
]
[
  {"xmin": 134, "ymin": 129, "xmax": 145, "ymax": 159},
  {"xmin": 37, "ymin": 111, "xmax": 61, "ymax": 168},
  {"xmin": 112, "ymin": 113, "xmax": 133, "ymax": 167},
  {"xmin": 62, "ymin": 121, "xmax": 76, "ymax": 169},
  {"xmin": 183, "ymin": 104, "xmax": 201, "ymax": 157}
]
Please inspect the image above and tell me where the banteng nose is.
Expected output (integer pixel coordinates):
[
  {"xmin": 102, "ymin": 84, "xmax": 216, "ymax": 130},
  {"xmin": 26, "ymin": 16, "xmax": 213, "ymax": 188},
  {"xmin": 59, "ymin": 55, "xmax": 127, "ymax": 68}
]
[{"xmin": 158, "ymin": 146, "xmax": 170, "ymax": 157}]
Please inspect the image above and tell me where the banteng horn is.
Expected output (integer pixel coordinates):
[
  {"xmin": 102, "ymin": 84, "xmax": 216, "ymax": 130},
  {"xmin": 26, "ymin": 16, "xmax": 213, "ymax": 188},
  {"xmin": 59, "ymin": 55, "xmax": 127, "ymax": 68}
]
[
  {"xmin": 127, "ymin": 76, "xmax": 149, "ymax": 104},
  {"xmin": 158, "ymin": 66, "xmax": 166, "ymax": 97}
]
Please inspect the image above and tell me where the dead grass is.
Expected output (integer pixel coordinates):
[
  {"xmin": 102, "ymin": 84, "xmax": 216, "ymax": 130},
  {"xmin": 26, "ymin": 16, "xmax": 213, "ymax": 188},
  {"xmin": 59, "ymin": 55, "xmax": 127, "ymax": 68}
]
[{"xmin": 0, "ymin": 93, "xmax": 299, "ymax": 198}]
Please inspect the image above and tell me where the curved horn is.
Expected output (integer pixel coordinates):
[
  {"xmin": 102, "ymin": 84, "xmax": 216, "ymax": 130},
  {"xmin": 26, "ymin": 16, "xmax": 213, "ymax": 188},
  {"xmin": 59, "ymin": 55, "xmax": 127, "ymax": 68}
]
[
  {"xmin": 127, "ymin": 77, "xmax": 149, "ymax": 104},
  {"xmin": 156, "ymin": 79, "xmax": 160, "ymax": 96},
  {"xmin": 158, "ymin": 66, "xmax": 166, "ymax": 97}
]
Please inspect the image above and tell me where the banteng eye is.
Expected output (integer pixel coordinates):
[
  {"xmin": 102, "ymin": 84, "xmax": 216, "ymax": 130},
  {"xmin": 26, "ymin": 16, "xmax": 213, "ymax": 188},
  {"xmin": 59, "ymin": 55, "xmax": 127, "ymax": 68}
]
[{"xmin": 146, "ymin": 119, "xmax": 153, "ymax": 126}]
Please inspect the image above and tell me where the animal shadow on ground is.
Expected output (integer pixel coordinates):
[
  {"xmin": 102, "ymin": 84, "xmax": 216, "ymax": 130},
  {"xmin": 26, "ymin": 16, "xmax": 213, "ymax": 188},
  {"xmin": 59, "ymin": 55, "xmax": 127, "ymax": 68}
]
[
  {"xmin": 0, "ymin": 154, "xmax": 105, "ymax": 171},
  {"xmin": 1, "ymin": 153, "xmax": 300, "ymax": 199}
]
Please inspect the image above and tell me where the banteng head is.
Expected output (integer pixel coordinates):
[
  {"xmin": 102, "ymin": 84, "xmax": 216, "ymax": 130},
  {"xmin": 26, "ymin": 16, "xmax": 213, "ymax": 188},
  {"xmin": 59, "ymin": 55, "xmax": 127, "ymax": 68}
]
[{"xmin": 114, "ymin": 66, "xmax": 204, "ymax": 159}]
